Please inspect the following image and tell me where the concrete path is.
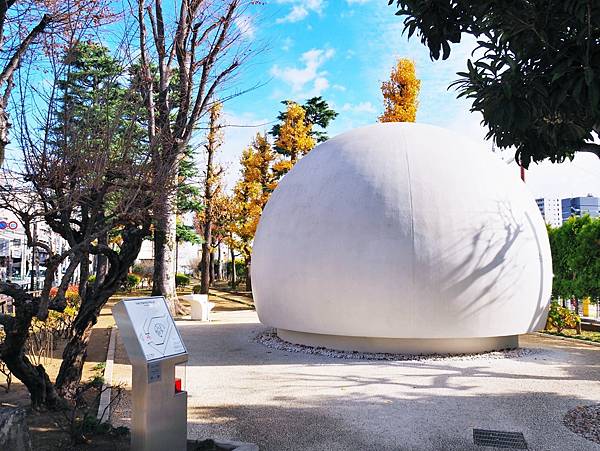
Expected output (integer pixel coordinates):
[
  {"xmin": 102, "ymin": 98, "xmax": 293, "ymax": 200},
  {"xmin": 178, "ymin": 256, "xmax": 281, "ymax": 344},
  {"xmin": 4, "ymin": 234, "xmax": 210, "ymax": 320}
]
[{"xmin": 112, "ymin": 310, "xmax": 600, "ymax": 451}]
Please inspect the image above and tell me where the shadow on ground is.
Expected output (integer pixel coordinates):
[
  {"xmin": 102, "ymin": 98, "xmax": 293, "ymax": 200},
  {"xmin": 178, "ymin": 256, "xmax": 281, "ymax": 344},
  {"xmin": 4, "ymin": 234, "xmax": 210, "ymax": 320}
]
[{"xmin": 187, "ymin": 391, "xmax": 598, "ymax": 451}]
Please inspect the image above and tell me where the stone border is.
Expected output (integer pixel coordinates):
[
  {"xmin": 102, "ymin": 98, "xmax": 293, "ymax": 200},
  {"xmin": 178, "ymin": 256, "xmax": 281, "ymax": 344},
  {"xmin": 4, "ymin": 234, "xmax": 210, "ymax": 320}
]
[
  {"xmin": 254, "ymin": 329, "xmax": 538, "ymax": 362},
  {"xmin": 97, "ymin": 325, "xmax": 117, "ymax": 422},
  {"xmin": 536, "ymin": 331, "xmax": 600, "ymax": 347}
]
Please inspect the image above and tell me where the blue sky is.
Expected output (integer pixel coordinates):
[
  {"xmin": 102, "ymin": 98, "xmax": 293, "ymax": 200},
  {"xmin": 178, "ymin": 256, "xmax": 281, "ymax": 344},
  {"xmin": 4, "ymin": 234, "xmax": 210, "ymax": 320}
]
[
  {"xmin": 6, "ymin": 0, "xmax": 598, "ymax": 198},
  {"xmin": 214, "ymin": 0, "xmax": 600, "ymax": 198},
  {"xmin": 216, "ymin": 0, "xmax": 489, "ymax": 186}
]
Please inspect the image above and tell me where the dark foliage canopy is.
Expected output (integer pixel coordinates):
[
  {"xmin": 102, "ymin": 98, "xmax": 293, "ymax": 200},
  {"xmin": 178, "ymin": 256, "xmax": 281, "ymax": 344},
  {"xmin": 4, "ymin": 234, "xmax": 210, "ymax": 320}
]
[
  {"xmin": 548, "ymin": 215, "xmax": 600, "ymax": 301},
  {"xmin": 270, "ymin": 96, "xmax": 338, "ymax": 143},
  {"xmin": 389, "ymin": 0, "xmax": 600, "ymax": 167}
]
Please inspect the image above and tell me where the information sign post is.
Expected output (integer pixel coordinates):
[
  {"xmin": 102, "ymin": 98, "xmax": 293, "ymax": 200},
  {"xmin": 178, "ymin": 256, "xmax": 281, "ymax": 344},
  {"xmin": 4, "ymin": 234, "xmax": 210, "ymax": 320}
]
[{"xmin": 113, "ymin": 296, "xmax": 188, "ymax": 451}]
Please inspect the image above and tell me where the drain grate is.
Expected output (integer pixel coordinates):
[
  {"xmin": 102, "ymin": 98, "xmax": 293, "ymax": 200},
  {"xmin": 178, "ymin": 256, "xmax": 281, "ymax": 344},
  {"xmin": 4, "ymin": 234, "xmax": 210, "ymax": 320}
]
[{"xmin": 473, "ymin": 429, "xmax": 528, "ymax": 449}]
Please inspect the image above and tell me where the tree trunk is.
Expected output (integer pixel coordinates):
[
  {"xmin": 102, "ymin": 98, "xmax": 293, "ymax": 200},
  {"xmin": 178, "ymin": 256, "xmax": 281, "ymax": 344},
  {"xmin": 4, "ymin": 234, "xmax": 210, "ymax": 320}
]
[
  {"xmin": 175, "ymin": 239, "xmax": 179, "ymax": 275},
  {"xmin": 29, "ymin": 248, "xmax": 36, "ymax": 291},
  {"xmin": 209, "ymin": 250, "xmax": 215, "ymax": 285},
  {"xmin": 245, "ymin": 256, "xmax": 252, "ymax": 292},
  {"xmin": 152, "ymin": 187, "xmax": 178, "ymax": 314},
  {"xmin": 57, "ymin": 226, "xmax": 148, "ymax": 396},
  {"xmin": 217, "ymin": 244, "xmax": 222, "ymax": 280},
  {"xmin": 79, "ymin": 252, "xmax": 89, "ymax": 300},
  {"xmin": 0, "ymin": 289, "xmax": 61, "ymax": 409},
  {"xmin": 0, "ymin": 106, "xmax": 10, "ymax": 166},
  {"xmin": 2, "ymin": 347, "xmax": 60, "ymax": 409},
  {"xmin": 55, "ymin": 301, "xmax": 102, "ymax": 397},
  {"xmin": 230, "ymin": 246, "xmax": 236, "ymax": 288},
  {"xmin": 94, "ymin": 232, "xmax": 108, "ymax": 288},
  {"xmin": 199, "ymin": 110, "xmax": 217, "ymax": 294},
  {"xmin": 199, "ymin": 235, "xmax": 211, "ymax": 294}
]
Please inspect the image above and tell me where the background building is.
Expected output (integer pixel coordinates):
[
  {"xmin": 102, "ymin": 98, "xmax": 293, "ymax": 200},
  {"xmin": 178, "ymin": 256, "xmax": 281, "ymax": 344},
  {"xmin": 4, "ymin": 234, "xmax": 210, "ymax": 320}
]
[
  {"xmin": 535, "ymin": 198, "xmax": 562, "ymax": 228},
  {"xmin": 0, "ymin": 209, "xmax": 75, "ymax": 289},
  {"xmin": 561, "ymin": 194, "xmax": 599, "ymax": 222}
]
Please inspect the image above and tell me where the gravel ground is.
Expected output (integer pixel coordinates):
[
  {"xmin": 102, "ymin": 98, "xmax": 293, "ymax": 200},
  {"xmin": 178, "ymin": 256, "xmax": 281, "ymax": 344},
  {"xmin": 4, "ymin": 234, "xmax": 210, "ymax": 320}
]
[
  {"xmin": 564, "ymin": 404, "xmax": 600, "ymax": 445},
  {"xmin": 110, "ymin": 310, "xmax": 600, "ymax": 451}
]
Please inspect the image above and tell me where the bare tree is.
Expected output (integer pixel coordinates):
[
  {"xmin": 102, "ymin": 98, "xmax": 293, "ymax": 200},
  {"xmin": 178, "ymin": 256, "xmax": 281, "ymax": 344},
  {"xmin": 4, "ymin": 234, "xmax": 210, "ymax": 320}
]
[
  {"xmin": 134, "ymin": 0, "xmax": 254, "ymax": 313},
  {"xmin": 0, "ymin": 40, "xmax": 165, "ymax": 405},
  {"xmin": 0, "ymin": 0, "xmax": 113, "ymax": 164},
  {"xmin": 199, "ymin": 102, "xmax": 223, "ymax": 294}
]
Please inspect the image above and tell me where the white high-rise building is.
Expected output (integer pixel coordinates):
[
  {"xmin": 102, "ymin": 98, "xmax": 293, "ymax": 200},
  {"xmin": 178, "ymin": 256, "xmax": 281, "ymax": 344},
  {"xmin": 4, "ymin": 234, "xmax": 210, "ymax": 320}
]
[{"xmin": 536, "ymin": 198, "xmax": 562, "ymax": 228}]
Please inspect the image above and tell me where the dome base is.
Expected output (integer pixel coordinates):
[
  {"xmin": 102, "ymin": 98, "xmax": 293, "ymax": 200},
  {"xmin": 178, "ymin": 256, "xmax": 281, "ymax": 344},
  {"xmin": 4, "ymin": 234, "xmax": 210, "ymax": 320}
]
[{"xmin": 277, "ymin": 329, "xmax": 519, "ymax": 355}]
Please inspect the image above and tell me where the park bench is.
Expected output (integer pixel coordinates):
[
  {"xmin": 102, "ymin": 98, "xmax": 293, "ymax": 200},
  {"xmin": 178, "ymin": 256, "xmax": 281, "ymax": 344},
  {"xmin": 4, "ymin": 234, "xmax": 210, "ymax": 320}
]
[{"xmin": 179, "ymin": 294, "xmax": 215, "ymax": 321}]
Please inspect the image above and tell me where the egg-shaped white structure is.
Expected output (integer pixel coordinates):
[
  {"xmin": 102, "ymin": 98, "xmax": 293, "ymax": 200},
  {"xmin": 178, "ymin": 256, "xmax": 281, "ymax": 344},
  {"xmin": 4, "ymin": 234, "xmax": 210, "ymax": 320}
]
[{"xmin": 251, "ymin": 123, "xmax": 551, "ymax": 354}]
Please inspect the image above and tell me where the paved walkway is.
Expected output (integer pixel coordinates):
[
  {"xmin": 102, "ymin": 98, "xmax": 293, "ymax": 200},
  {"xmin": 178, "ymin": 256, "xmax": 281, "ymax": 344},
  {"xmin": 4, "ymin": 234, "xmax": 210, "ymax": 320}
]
[{"xmin": 111, "ymin": 310, "xmax": 600, "ymax": 451}]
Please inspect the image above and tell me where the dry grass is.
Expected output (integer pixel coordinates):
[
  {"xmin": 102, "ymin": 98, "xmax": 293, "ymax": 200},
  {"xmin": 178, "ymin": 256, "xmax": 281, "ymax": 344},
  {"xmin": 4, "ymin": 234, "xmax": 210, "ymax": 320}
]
[{"xmin": 543, "ymin": 328, "xmax": 600, "ymax": 344}]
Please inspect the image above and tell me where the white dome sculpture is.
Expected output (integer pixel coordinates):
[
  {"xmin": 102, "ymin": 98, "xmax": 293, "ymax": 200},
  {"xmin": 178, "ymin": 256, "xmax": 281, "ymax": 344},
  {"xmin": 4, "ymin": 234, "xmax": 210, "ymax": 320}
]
[{"xmin": 251, "ymin": 123, "xmax": 552, "ymax": 354}]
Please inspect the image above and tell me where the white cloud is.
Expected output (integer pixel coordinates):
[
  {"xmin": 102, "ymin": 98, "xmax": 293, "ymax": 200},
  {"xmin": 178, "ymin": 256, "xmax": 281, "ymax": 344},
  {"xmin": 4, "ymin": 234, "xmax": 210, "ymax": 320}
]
[
  {"xmin": 305, "ymin": 77, "xmax": 330, "ymax": 97},
  {"xmin": 346, "ymin": 0, "xmax": 370, "ymax": 3},
  {"xmin": 276, "ymin": 0, "xmax": 325, "ymax": 24},
  {"xmin": 332, "ymin": 84, "xmax": 346, "ymax": 91},
  {"xmin": 234, "ymin": 15, "xmax": 255, "ymax": 39},
  {"xmin": 281, "ymin": 37, "xmax": 294, "ymax": 52},
  {"xmin": 270, "ymin": 48, "xmax": 335, "ymax": 97},
  {"xmin": 277, "ymin": 5, "xmax": 308, "ymax": 23},
  {"xmin": 341, "ymin": 101, "xmax": 376, "ymax": 113}
]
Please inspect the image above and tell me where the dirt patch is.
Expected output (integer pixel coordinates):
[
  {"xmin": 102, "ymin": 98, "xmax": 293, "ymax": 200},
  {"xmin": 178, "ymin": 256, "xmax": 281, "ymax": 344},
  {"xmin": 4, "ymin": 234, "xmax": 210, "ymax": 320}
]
[
  {"xmin": 564, "ymin": 404, "xmax": 600, "ymax": 445},
  {"xmin": 26, "ymin": 408, "xmax": 130, "ymax": 450}
]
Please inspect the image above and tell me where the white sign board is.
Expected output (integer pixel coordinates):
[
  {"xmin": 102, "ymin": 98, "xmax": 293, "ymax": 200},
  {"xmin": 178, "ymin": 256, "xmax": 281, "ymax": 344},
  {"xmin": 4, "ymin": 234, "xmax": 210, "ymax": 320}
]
[{"xmin": 121, "ymin": 297, "xmax": 187, "ymax": 361}]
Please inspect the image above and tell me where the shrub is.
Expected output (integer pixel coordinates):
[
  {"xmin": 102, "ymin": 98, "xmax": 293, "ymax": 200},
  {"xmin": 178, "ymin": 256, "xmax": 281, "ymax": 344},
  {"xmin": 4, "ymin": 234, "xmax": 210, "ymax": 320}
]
[
  {"xmin": 123, "ymin": 273, "xmax": 141, "ymax": 292},
  {"xmin": 132, "ymin": 260, "xmax": 154, "ymax": 287},
  {"xmin": 192, "ymin": 284, "xmax": 202, "ymax": 294},
  {"xmin": 546, "ymin": 300, "xmax": 581, "ymax": 333},
  {"xmin": 41, "ymin": 285, "xmax": 81, "ymax": 339},
  {"xmin": 226, "ymin": 260, "xmax": 247, "ymax": 283},
  {"xmin": 175, "ymin": 273, "xmax": 190, "ymax": 287},
  {"xmin": 26, "ymin": 284, "xmax": 82, "ymax": 363}
]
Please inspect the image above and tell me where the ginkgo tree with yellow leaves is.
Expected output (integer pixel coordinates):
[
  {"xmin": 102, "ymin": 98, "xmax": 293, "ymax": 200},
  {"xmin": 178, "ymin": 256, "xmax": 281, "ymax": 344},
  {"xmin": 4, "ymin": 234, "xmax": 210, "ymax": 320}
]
[
  {"xmin": 226, "ymin": 98, "xmax": 336, "ymax": 289},
  {"xmin": 379, "ymin": 58, "xmax": 421, "ymax": 122},
  {"xmin": 272, "ymin": 102, "xmax": 316, "ymax": 176},
  {"xmin": 230, "ymin": 132, "xmax": 277, "ymax": 290}
]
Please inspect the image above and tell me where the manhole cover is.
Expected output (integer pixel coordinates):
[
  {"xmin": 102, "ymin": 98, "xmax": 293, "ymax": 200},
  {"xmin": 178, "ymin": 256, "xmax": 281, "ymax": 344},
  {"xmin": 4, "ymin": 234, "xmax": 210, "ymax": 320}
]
[{"xmin": 473, "ymin": 429, "xmax": 528, "ymax": 449}]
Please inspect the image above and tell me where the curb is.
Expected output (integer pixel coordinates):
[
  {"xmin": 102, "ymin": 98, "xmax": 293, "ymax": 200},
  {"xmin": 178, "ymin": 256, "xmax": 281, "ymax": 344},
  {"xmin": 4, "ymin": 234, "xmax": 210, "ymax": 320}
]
[
  {"xmin": 187, "ymin": 439, "xmax": 259, "ymax": 451},
  {"xmin": 97, "ymin": 325, "xmax": 117, "ymax": 422},
  {"xmin": 535, "ymin": 331, "xmax": 600, "ymax": 347}
]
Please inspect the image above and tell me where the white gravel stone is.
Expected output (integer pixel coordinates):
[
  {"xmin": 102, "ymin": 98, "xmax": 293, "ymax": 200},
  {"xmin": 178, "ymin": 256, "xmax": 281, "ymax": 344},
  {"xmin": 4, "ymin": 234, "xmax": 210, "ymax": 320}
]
[{"xmin": 253, "ymin": 329, "xmax": 538, "ymax": 362}]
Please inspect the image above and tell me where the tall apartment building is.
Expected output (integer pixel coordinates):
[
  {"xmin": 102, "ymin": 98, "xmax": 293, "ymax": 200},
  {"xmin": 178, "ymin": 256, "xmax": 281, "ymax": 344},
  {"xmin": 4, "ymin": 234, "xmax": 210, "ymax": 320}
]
[
  {"xmin": 561, "ymin": 194, "xmax": 600, "ymax": 223},
  {"xmin": 535, "ymin": 198, "xmax": 562, "ymax": 228}
]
